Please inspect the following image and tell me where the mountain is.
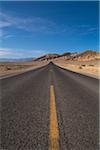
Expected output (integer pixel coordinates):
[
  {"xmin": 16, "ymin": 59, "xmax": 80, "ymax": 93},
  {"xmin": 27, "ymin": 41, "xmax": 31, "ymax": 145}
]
[
  {"xmin": 34, "ymin": 50, "xmax": 100, "ymax": 62},
  {"xmin": 71, "ymin": 50, "xmax": 100, "ymax": 61},
  {"xmin": 0, "ymin": 58, "xmax": 35, "ymax": 62},
  {"xmin": 34, "ymin": 52, "xmax": 72, "ymax": 61},
  {"xmin": 34, "ymin": 54, "xmax": 60, "ymax": 61},
  {"xmin": 0, "ymin": 50, "xmax": 99, "ymax": 62}
]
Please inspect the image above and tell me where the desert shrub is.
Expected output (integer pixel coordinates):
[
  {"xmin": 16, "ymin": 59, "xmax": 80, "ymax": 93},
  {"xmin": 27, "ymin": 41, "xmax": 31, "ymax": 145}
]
[
  {"xmin": 79, "ymin": 66, "xmax": 82, "ymax": 69},
  {"xmin": 81, "ymin": 64, "xmax": 86, "ymax": 67},
  {"xmin": 6, "ymin": 66, "xmax": 11, "ymax": 70}
]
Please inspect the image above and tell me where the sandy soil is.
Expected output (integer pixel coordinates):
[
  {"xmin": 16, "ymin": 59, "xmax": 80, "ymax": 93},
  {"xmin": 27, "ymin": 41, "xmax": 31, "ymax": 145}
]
[
  {"xmin": 0, "ymin": 61, "xmax": 48, "ymax": 77},
  {"xmin": 0, "ymin": 59, "xmax": 100, "ymax": 79},
  {"xmin": 54, "ymin": 59, "xmax": 100, "ymax": 79}
]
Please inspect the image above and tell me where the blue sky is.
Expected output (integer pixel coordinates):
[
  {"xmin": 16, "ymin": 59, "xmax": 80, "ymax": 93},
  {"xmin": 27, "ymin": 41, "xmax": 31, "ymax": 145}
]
[{"xmin": 0, "ymin": 1, "xmax": 99, "ymax": 58}]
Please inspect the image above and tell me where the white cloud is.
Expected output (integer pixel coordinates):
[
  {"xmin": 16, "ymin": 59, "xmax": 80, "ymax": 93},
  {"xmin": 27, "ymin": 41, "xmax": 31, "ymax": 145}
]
[
  {"xmin": 0, "ymin": 30, "xmax": 14, "ymax": 39},
  {"xmin": 0, "ymin": 21, "xmax": 12, "ymax": 28},
  {"xmin": 0, "ymin": 48, "xmax": 13, "ymax": 55},
  {"xmin": 0, "ymin": 12, "xmax": 58, "ymax": 34},
  {"xmin": 67, "ymin": 24, "xmax": 98, "ymax": 36},
  {"xmin": 0, "ymin": 47, "xmax": 48, "ymax": 58},
  {"xmin": 1, "ymin": 12, "xmax": 97, "ymax": 37}
]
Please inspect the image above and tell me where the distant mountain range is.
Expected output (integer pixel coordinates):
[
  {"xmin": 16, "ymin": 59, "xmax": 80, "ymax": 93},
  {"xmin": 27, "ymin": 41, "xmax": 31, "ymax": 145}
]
[
  {"xmin": 0, "ymin": 50, "xmax": 99, "ymax": 62},
  {"xmin": 34, "ymin": 50, "xmax": 100, "ymax": 62},
  {"xmin": 0, "ymin": 58, "xmax": 35, "ymax": 62}
]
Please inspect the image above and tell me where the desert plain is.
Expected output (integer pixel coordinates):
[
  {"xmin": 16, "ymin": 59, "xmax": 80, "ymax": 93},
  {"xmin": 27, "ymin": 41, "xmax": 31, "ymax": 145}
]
[{"xmin": 0, "ymin": 50, "xmax": 100, "ymax": 79}]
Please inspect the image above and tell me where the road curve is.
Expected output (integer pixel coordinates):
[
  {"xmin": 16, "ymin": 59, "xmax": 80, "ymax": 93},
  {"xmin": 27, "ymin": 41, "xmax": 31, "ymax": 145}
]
[{"xmin": 0, "ymin": 62, "xmax": 99, "ymax": 150}]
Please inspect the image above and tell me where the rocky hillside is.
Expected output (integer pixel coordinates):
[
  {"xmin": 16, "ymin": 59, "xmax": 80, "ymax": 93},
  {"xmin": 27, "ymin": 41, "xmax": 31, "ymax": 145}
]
[
  {"xmin": 72, "ymin": 50, "xmax": 100, "ymax": 61},
  {"xmin": 34, "ymin": 54, "xmax": 59, "ymax": 61},
  {"xmin": 34, "ymin": 53, "xmax": 72, "ymax": 61},
  {"xmin": 34, "ymin": 50, "xmax": 100, "ymax": 62}
]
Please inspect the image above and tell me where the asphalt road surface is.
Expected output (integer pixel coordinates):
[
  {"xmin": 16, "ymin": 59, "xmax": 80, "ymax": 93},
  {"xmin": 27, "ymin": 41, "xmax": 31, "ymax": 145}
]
[{"xmin": 0, "ymin": 62, "xmax": 99, "ymax": 150}]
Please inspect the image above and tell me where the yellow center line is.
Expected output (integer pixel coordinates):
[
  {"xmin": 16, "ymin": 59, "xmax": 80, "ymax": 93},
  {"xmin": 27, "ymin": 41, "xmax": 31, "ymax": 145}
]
[{"xmin": 49, "ymin": 85, "xmax": 59, "ymax": 150}]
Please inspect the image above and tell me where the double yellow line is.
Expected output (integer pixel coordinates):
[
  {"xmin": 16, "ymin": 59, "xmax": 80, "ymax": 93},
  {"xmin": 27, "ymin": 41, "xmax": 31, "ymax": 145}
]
[{"xmin": 49, "ymin": 85, "xmax": 59, "ymax": 150}]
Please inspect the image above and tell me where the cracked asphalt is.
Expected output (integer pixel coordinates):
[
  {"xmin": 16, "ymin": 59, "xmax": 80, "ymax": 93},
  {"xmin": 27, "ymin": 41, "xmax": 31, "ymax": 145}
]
[{"xmin": 0, "ymin": 62, "xmax": 99, "ymax": 150}]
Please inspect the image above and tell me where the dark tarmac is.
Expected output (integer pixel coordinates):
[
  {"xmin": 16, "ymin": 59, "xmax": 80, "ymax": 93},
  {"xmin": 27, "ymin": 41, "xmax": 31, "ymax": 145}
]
[{"xmin": 0, "ymin": 62, "xmax": 99, "ymax": 150}]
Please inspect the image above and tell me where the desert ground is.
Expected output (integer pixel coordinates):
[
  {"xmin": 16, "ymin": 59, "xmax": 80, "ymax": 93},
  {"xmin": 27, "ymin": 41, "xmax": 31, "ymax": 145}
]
[
  {"xmin": 54, "ymin": 59, "xmax": 100, "ymax": 79},
  {"xmin": 0, "ymin": 61, "xmax": 48, "ymax": 77},
  {"xmin": 0, "ymin": 59, "xmax": 100, "ymax": 79},
  {"xmin": 0, "ymin": 50, "xmax": 100, "ymax": 79}
]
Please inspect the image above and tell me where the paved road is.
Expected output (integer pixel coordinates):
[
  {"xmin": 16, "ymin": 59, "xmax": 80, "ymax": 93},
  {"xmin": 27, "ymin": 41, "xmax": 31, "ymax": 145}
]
[{"xmin": 0, "ymin": 62, "xmax": 99, "ymax": 150}]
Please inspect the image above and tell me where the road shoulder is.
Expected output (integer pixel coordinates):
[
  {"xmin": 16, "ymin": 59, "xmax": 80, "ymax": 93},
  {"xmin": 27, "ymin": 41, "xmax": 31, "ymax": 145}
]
[
  {"xmin": 54, "ymin": 62, "xmax": 100, "ymax": 79},
  {"xmin": 0, "ymin": 63, "xmax": 48, "ymax": 79}
]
